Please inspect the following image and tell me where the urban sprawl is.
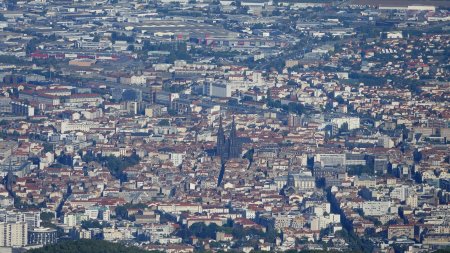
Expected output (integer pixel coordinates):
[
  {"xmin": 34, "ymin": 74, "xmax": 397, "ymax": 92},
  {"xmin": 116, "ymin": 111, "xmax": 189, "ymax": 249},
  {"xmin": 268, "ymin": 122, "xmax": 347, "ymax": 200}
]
[{"xmin": 0, "ymin": 0, "xmax": 449, "ymax": 252}]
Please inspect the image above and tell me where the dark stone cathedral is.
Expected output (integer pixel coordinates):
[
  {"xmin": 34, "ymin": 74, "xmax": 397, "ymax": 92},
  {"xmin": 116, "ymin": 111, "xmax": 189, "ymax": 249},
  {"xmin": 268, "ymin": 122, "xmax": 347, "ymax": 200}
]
[{"xmin": 216, "ymin": 115, "xmax": 242, "ymax": 161}]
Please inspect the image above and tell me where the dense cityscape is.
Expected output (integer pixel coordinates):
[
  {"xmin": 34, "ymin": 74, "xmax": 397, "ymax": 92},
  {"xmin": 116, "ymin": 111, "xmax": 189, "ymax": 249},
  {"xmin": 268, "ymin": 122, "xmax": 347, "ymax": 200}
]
[{"xmin": 0, "ymin": 0, "xmax": 449, "ymax": 252}]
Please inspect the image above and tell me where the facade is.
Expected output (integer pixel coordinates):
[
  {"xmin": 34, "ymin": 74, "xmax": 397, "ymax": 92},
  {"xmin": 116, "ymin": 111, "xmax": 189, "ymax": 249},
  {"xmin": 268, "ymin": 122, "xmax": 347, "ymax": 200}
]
[
  {"xmin": 28, "ymin": 227, "xmax": 58, "ymax": 246},
  {"xmin": 0, "ymin": 97, "xmax": 11, "ymax": 113},
  {"xmin": 58, "ymin": 121, "xmax": 101, "ymax": 134},
  {"xmin": 315, "ymin": 154, "xmax": 346, "ymax": 167},
  {"xmin": 388, "ymin": 225, "xmax": 415, "ymax": 239},
  {"xmin": 0, "ymin": 210, "xmax": 41, "ymax": 230},
  {"xmin": 275, "ymin": 173, "xmax": 316, "ymax": 192},
  {"xmin": 19, "ymin": 91, "xmax": 60, "ymax": 106},
  {"xmin": 204, "ymin": 82, "xmax": 232, "ymax": 98},
  {"xmin": 216, "ymin": 116, "xmax": 242, "ymax": 161},
  {"xmin": 11, "ymin": 101, "xmax": 35, "ymax": 117},
  {"xmin": 362, "ymin": 201, "xmax": 391, "ymax": 216},
  {"xmin": 331, "ymin": 117, "xmax": 360, "ymax": 130},
  {"xmin": 64, "ymin": 94, "xmax": 104, "ymax": 107},
  {"xmin": 0, "ymin": 222, "xmax": 27, "ymax": 247}
]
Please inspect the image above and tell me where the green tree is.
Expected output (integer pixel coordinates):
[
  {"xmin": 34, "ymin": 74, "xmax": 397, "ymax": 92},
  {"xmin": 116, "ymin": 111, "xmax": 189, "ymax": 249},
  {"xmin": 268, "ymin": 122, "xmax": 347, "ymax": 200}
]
[
  {"xmin": 157, "ymin": 119, "xmax": 170, "ymax": 126},
  {"xmin": 27, "ymin": 239, "xmax": 162, "ymax": 253}
]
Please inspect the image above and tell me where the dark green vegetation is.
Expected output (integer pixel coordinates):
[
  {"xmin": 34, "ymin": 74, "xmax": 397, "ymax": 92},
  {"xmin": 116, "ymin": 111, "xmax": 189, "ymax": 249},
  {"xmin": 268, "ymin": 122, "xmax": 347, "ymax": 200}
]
[
  {"xmin": 26, "ymin": 239, "xmax": 161, "ymax": 253},
  {"xmin": 217, "ymin": 250, "xmax": 339, "ymax": 253},
  {"xmin": 114, "ymin": 203, "xmax": 147, "ymax": 221},
  {"xmin": 82, "ymin": 153, "xmax": 141, "ymax": 182},
  {"xmin": 347, "ymin": 165, "xmax": 374, "ymax": 176},
  {"xmin": 40, "ymin": 212, "xmax": 57, "ymax": 228},
  {"xmin": 177, "ymin": 222, "xmax": 278, "ymax": 248},
  {"xmin": 142, "ymin": 41, "xmax": 191, "ymax": 63},
  {"xmin": 81, "ymin": 219, "xmax": 110, "ymax": 230}
]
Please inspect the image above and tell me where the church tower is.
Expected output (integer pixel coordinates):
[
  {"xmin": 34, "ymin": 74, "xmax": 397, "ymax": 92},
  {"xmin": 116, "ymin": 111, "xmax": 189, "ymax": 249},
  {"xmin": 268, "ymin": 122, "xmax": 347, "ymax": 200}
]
[
  {"xmin": 216, "ymin": 115, "xmax": 242, "ymax": 160},
  {"xmin": 216, "ymin": 115, "xmax": 226, "ymax": 158},
  {"xmin": 228, "ymin": 116, "xmax": 241, "ymax": 159}
]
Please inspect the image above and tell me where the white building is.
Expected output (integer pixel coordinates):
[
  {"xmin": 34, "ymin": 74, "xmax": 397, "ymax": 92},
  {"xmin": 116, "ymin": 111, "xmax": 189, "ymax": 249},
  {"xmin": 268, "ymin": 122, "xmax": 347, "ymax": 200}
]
[
  {"xmin": 331, "ymin": 117, "xmax": 360, "ymax": 130},
  {"xmin": 204, "ymin": 82, "xmax": 232, "ymax": 98},
  {"xmin": 315, "ymin": 153, "xmax": 346, "ymax": 167},
  {"xmin": 362, "ymin": 201, "xmax": 391, "ymax": 216},
  {"xmin": 57, "ymin": 121, "xmax": 100, "ymax": 134},
  {"xmin": 170, "ymin": 153, "xmax": 185, "ymax": 167},
  {"xmin": 0, "ymin": 222, "xmax": 27, "ymax": 247},
  {"xmin": 310, "ymin": 214, "xmax": 340, "ymax": 231}
]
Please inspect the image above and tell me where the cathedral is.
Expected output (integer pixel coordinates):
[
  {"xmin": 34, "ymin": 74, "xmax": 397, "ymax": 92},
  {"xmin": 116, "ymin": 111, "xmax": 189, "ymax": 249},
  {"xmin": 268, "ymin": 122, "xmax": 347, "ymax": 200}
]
[{"xmin": 216, "ymin": 115, "xmax": 242, "ymax": 161}]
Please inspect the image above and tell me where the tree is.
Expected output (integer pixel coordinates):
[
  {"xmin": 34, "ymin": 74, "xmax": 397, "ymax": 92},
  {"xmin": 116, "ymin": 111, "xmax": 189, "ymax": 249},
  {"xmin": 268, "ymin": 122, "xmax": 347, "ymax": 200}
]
[
  {"xmin": 81, "ymin": 153, "xmax": 140, "ymax": 182},
  {"xmin": 287, "ymin": 102, "xmax": 304, "ymax": 115},
  {"xmin": 228, "ymin": 98, "xmax": 239, "ymax": 106},
  {"xmin": 26, "ymin": 38, "xmax": 41, "ymax": 54},
  {"xmin": 43, "ymin": 143, "xmax": 53, "ymax": 153},
  {"xmin": 114, "ymin": 203, "xmax": 147, "ymax": 221},
  {"xmin": 81, "ymin": 219, "xmax": 110, "ymax": 230},
  {"xmin": 287, "ymin": 80, "xmax": 298, "ymax": 86},
  {"xmin": 157, "ymin": 119, "xmax": 170, "ymax": 126},
  {"xmin": 57, "ymin": 153, "xmax": 73, "ymax": 166},
  {"xmin": 27, "ymin": 239, "xmax": 162, "ymax": 253},
  {"xmin": 41, "ymin": 212, "xmax": 56, "ymax": 228},
  {"xmin": 347, "ymin": 165, "xmax": 374, "ymax": 176},
  {"xmin": 189, "ymin": 223, "xmax": 219, "ymax": 239},
  {"xmin": 335, "ymin": 95, "xmax": 345, "ymax": 104}
]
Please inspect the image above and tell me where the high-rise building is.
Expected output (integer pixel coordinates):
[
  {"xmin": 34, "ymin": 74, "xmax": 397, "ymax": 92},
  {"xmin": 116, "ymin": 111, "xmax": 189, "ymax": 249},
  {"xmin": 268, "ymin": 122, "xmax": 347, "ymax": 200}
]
[
  {"xmin": 0, "ymin": 222, "xmax": 28, "ymax": 247},
  {"xmin": 0, "ymin": 210, "xmax": 41, "ymax": 230},
  {"xmin": 288, "ymin": 113, "xmax": 301, "ymax": 127}
]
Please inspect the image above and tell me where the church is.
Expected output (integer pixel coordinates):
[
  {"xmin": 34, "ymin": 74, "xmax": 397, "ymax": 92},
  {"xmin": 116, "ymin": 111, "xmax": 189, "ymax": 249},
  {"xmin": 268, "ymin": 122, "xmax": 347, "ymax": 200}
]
[{"xmin": 216, "ymin": 115, "xmax": 242, "ymax": 161}]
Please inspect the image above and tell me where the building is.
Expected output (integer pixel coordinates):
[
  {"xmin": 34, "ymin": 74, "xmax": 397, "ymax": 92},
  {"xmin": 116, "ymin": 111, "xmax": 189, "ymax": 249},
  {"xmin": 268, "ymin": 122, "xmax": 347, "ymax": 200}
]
[
  {"xmin": 204, "ymin": 82, "xmax": 232, "ymax": 98},
  {"xmin": 64, "ymin": 94, "xmax": 103, "ymax": 107},
  {"xmin": 154, "ymin": 91, "xmax": 179, "ymax": 106},
  {"xmin": 0, "ymin": 210, "xmax": 41, "ymax": 230},
  {"xmin": 374, "ymin": 156, "xmax": 389, "ymax": 174},
  {"xmin": 11, "ymin": 101, "xmax": 35, "ymax": 117},
  {"xmin": 388, "ymin": 225, "xmax": 415, "ymax": 240},
  {"xmin": 19, "ymin": 91, "xmax": 60, "ymax": 106},
  {"xmin": 288, "ymin": 113, "xmax": 302, "ymax": 127},
  {"xmin": 216, "ymin": 116, "xmax": 242, "ymax": 161},
  {"xmin": 275, "ymin": 173, "xmax": 316, "ymax": 192},
  {"xmin": 170, "ymin": 153, "xmax": 185, "ymax": 167},
  {"xmin": 0, "ymin": 97, "xmax": 11, "ymax": 113},
  {"xmin": 0, "ymin": 222, "xmax": 27, "ymax": 247},
  {"xmin": 362, "ymin": 201, "xmax": 391, "ymax": 216},
  {"xmin": 331, "ymin": 117, "xmax": 360, "ymax": 130},
  {"xmin": 57, "ymin": 121, "xmax": 100, "ymax": 133},
  {"xmin": 315, "ymin": 154, "xmax": 346, "ymax": 167},
  {"xmin": 28, "ymin": 227, "xmax": 58, "ymax": 246}
]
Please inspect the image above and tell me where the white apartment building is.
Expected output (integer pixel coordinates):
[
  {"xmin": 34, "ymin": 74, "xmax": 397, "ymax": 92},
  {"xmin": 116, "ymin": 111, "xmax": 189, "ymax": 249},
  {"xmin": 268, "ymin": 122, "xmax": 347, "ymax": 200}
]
[
  {"xmin": 0, "ymin": 222, "xmax": 28, "ymax": 247},
  {"xmin": 57, "ymin": 121, "xmax": 101, "ymax": 133},
  {"xmin": 362, "ymin": 201, "xmax": 392, "ymax": 216},
  {"xmin": 331, "ymin": 117, "xmax": 360, "ymax": 130}
]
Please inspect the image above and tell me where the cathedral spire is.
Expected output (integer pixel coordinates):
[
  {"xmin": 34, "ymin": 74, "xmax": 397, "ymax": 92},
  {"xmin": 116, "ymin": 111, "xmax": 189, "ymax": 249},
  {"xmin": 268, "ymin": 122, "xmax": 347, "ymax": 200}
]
[
  {"xmin": 228, "ymin": 115, "xmax": 241, "ymax": 159},
  {"xmin": 217, "ymin": 114, "xmax": 226, "ymax": 158}
]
